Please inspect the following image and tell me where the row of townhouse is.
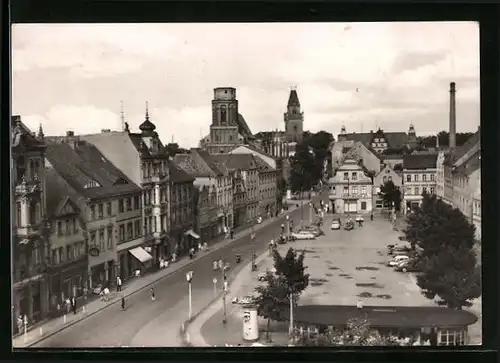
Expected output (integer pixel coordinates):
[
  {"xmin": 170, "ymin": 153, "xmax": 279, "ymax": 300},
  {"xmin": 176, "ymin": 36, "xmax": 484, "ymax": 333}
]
[{"xmin": 438, "ymin": 130, "xmax": 481, "ymax": 240}]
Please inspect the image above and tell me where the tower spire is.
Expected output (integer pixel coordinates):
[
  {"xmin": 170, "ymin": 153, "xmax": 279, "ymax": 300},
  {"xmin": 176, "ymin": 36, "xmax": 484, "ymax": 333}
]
[
  {"xmin": 37, "ymin": 123, "xmax": 44, "ymax": 140},
  {"xmin": 145, "ymin": 101, "xmax": 150, "ymax": 120}
]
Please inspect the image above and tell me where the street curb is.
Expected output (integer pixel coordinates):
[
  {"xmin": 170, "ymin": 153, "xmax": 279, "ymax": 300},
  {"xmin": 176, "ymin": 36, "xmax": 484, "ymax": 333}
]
[
  {"xmin": 21, "ymin": 205, "xmax": 305, "ymax": 348},
  {"xmin": 182, "ymin": 246, "xmax": 271, "ymax": 347}
]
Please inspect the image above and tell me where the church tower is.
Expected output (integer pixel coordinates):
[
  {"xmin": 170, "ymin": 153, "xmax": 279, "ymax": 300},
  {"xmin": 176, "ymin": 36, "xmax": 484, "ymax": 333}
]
[
  {"xmin": 284, "ymin": 86, "xmax": 304, "ymax": 143},
  {"xmin": 207, "ymin": 87, "xmax": 242, "ymax": 154},
  {"xmin": 408, "ymin": 123, "xmax": 417, "ymax": 149}
]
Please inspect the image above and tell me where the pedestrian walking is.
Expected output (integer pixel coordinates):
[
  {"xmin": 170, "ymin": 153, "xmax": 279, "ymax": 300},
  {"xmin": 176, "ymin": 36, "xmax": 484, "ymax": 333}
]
[
  {"xmin": 203, "ymin": 242, "xmax": 208, "ymax": 252},
  {"xmin": 121, "ymin": 296, "xmax": 126, "ymax": 311},
  {"xmin": 117, "ymin": 276, "xmax": 122, "ymax": 292},
  {"xmin": 197, "ymin": 242, "xmax": 202, "ymax": 252},
  {"xmin": 230, "ymin": 230, "xmax": 234, "ymax": 239},
  {"xmin": 150, "ymin": 287, "xmax": 156, "ymax": 302},
  {"xmin": 71, "ymin": 296, "xmax": 77, "ymax": 314},
  {"xmin": 213, "ymin": 260, "xmax": 218, "ymax": 271},
  {"xmin": 17, "ymin": 316, "xmax": 23, "ymax": 334}
]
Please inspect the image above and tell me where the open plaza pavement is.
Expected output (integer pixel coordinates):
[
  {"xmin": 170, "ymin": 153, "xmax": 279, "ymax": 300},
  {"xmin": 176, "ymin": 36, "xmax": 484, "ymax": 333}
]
[{"xmin": 189, "ymin": 212, "xmax": 482, "ymax": 347}]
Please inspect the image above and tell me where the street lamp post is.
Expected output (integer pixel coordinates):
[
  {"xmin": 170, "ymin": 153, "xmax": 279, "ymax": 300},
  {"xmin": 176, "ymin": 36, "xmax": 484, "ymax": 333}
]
[
  {"xmin": 213, "ymin": 277, "xmax": 217, "ymax": 298},
  {"xmin": 222, "ymin": 260, "xmax": 228, "ymax": 324},
  {"xmin": 186, "ymin": 271, "xmax": 193, "ymax": 320},
  {"xmin": 289, "ymin": 289, "xmax": 294, "ymax": 342},
  {"xmin": 250, "ymin": 219, "xmax": 256, "ymax": 270},
  {"xmin": 286, "ymin": 214, "xmax": 290, "ymax": 239},
  {"xmin": 309, "ymin": 202, "xmax": 313, "ymax": 225}
]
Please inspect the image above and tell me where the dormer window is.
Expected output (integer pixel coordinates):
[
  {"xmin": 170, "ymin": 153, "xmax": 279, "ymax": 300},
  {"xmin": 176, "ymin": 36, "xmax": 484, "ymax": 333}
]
[{"xmin": 84, "ymin": 180, "xmax": 101, "ymax": 189}]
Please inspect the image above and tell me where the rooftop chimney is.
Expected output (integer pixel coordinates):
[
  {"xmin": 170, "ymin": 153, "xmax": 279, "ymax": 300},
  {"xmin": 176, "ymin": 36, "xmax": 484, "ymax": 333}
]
[
  {"xmin": 66, "ymin": 131, "xmax": 75, "ymax": 137},
  {"xmin": 101, "ymin": 129, "xmax": 111, "ymax": 133},
  {"xmin": 449, "ymin": 82, "xmax": 456, "ymax": 149}
]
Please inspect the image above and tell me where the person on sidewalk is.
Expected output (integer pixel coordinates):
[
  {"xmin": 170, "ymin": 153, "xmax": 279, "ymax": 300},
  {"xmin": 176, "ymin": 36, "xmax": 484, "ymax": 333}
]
[
  {"xmin": 71, "ymin": 296, "xmax": 77, "ymax": 315},
  {"xmin": 150, "ymin": 287, "xmax": 156, "ymax": 302},
  {"xmin": 121, "ymin": 296, "xmax": 126, "ymax": 311},
  {"xmin": 116, "ymin": 276, "xmax": 122, "ymax": 292},
  {"xmin": 230, "ymin": 230, "xmax": 234, "ymax": 239}
]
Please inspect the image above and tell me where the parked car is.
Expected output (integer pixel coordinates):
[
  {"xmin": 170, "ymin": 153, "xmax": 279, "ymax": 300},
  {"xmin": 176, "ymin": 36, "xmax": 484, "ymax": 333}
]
[
  {"xmin": 387, "ymin": 255, "xmax": 409, "ymax": 267},
  {"xmin": 331, "ymin": 219, "xmax": 341, "ymax": 230},
  {"xmin": 232, "ymin": 296, "xmax": 255, "ymax": 305},
  {"xmin": 355, "ymin": 215, "xmax": 364, "ymax": 222},
  {"xmin": 387, "ymin": 244, "xmax": 411, "ymax": 255},
  {"xmin": 291, "ymin": 231, "xmax": 316, "ymax": 240},
  {"xmin": 395, "ymin": 260, "xmax": 420, "ymax": 273},
  {"xmin": 300, "ymin": 226, "xmax": 324, "ymax": 236},
  {"xmin": 257, "ymin": 268, "xmax": 276, "ymax": 281},
  {"xmin": 344, "ymin": 219, "xmax": 354, "ymax": 231}
]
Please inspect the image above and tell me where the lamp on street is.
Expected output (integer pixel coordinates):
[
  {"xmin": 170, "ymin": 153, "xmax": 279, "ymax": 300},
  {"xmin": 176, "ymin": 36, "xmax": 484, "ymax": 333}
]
[
  {"xmin": 221, "ymin": 260, "xmax": 228, "ymax": 324},
  {"xmin": 289, "ymin": 288, "xmax": 294, "ymax": 342},
  {"xmin": 286, "ymin": 214, "xmax": 290, "ymax": 239},
  {"xmin": 213, "ymin": 277, "xmax": 217, "ymax": 297},
  {"xmin": 250, "ymin": 218, "xmax": 257, "ymax": 270},
  {"xmin": 186, "ymin": 271, "xmax": 193, "ymax": 320},
  {"xmin": 309, "ymin": 202, "xmax": 313, "ymax": 225}
]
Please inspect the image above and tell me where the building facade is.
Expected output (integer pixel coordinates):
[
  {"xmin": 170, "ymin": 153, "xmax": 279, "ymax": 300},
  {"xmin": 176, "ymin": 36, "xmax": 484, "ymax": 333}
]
[
  {"xmin": 167, "ymin": 161, "xmax": 197, "ymax": 256},
  {"xmin": 328, "ymin": 159, "xmax": 373, "ymax": 214},
  {"xmin": 372, "ymin": 164, "xmax": 403, "ymax": 211},
  {"xmin": 45, "ymin": 170, "xmax": 87, "ymax": 316},
  {"xmin": 12, "ymin": 117, "xmax": 51, "ymax": 328},
  {"xmin": 331, "ymin": 139, "xmax": 381, "ymax": 176},
  {"xmin": 284, "ymin": 87, "xmax": 304, "ymax": 143},
  {"xmin": 452, "ymin": 151, "xmax": 480, "ymax": 232},
  {"xmin": 435, "ymin": 151, "xmax": 446, "ymax": 200},
  {"xmin": 254, "ymin": 156, "xmax": 277, "ymax": 219},
  {"xmin": 174, "ymin": 148, "xmax": 233, "ymax": 233},
  {"xmin": 193, "ymin": 185, "xmax": 220, "ymax": 242},
  {"xmin": 79, "ymin": 110, "xmax": 171, "ymax": 267},
  {"xmin": 44, "ymin": 138, "xmax": 143, "ymax": 290},
  {"xmin": 402, "ymin": 154, "xmax": 438, "ymax": 212}
]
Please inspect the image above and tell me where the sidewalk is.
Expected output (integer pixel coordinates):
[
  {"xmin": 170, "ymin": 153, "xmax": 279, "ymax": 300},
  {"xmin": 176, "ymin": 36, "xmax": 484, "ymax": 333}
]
[{"xmin": 13, "ymin": 203, "xmax": 304, "ymax": 349}]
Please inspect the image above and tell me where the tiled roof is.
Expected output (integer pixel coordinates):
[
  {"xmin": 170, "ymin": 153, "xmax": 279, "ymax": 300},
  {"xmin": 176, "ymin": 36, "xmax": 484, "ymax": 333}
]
[
  {"xmin": 210, "ymin": 153, "xmax": 257, "ymax": 171},
  {"xmin": 403, "ymin": 154, "xmax": 438, "ymax": 170},
  {"xmin": 287, "ymin": 305, "xmax": 478, "ymax": 329},
  {"xmin": 454, "ymin": 150, "xmax": 480, "ymax": 176},
  {"xmin": 12, "ymin": 117, "xmax": 45, "ymax": 149},
  {"xmin": 45, "ymin": 141, "xmax": 141, "ymax": 200},
  {"xmin": 233, "ymin": 143, "xmax": 278, "ymax": 161},
  {"xmin": 167, "ymin": 160, "xmax": 195, "ymax": 184},
  {"xmin": 344, "ymin": 131, "xmax": 409, "ymax": 149},
  {"xmin": 237, "ymin": 113, "xmax": 253, "ymax": 137},
  {"xmin": 253, "ymin": 155, "xmax": 274, "ymax": 172},
  {"xmin": 444, "ymin": 130, "xmax": 480, "ymax": 166}
]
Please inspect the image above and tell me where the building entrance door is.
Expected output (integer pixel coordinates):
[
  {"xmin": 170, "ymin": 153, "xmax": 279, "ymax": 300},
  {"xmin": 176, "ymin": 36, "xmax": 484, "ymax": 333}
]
[{"xmin": 344, "ymin": 201, "xmax": 357, "ymax": 213}]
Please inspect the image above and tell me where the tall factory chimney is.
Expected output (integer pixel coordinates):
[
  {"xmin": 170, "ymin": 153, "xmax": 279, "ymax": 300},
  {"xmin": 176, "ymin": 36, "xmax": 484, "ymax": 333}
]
[{"xmin": 449, "ymin": 82, "xmax": 456, "ymax": 149}]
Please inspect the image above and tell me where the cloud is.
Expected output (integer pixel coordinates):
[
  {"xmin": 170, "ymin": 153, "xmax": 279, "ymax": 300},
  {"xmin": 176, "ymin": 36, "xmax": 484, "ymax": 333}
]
[{"xmin": 12, "ymin": 22, "xmax": 480, "ymax": 147}]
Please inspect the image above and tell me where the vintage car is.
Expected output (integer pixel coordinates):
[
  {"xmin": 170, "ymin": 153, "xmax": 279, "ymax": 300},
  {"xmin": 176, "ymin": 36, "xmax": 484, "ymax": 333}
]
[
  {"xmin": 291, "ymin": 231, "xmax": 316, "ymax": 240},
  {"xmin": 344, "ymin": 219, "xmax": 354, "ymax": 231},
  {"xmin": 300, "ymin": 226, "xmax": 324, "ymax": 236},
  {"xmin": 395, "ymin": 259, "xmax": 420, "ymax": 273},
  {"xmin": 331, "ymin": 219, "xmax": 341, "ymax": 230},
  {"xmin": 232, "ymin": 296, "xmax": 255, "ymax": 305},
  {"xmin": 387, "ymin": 255, "xmax": 409, "ymax": 267}
]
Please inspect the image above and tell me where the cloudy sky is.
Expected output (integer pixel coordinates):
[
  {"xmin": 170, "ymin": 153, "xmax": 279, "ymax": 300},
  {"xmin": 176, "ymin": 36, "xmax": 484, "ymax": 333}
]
[{"xmin": 12, "ymin": 22, "xmax": 479, "ymax": 148}]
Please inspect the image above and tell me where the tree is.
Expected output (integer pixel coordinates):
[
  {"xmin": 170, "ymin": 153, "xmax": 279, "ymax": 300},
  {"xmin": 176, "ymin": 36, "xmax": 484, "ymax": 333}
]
[
  {"xmin": 165, "ymin": 143, "xmax": 189, "ymax": 158},
  {"xmin": 296, "ymin": 316, "xmax": 427, "ymax": 346},
  {"xmin": 378, "ymin": 180, "xmax": 402, "ymax": 212},
  {"xmin": 403, "ymin": 193, "xmax": 481, "ymax": 309},
  {"xmin": 253, "ymin": 273, "xmax": 291, "ymax": 340},
  {"xmin": 272, "ymin": 248, "xmax": 310, "ymax": 295},
  {"xmin": 289, "ymin": 145, "xmax": 315, "ymax": 193}
]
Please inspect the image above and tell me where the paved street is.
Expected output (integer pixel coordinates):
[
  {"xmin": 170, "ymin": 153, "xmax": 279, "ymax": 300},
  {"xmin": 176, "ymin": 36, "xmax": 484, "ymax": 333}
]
[
  {"xmin": 195, "ymin": 213, "xmax": 482, "ymax": 346},
  {"xmin": 29, "ymin": 198, "xmax": 318, "ymax": 348}
]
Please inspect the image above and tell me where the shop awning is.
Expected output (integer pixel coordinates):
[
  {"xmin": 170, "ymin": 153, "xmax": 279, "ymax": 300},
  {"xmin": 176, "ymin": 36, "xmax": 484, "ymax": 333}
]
[
  {"xmin": 129, "ymin": 247, "xmax": 153, "ymax": 263},
  {"xmin": 184, "ymin": 229, "xmax": 200, "ymax": 239}
]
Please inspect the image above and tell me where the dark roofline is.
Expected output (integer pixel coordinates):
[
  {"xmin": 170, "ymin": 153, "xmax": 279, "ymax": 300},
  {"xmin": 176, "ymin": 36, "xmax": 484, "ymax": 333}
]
[{"xmin": 282, "ymin": 305, "xmax": 478, "ymax": 329}]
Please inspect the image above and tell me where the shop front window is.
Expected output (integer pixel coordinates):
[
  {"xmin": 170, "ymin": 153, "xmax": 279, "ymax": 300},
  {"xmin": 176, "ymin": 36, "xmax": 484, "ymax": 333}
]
[{"xmin": 439, "ymin": 329, "xmax": 466, "ymax": 346}]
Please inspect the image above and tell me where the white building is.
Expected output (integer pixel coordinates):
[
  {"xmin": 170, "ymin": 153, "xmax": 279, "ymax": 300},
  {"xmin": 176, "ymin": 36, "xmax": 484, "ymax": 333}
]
[
  {"xmin": 328, "ymin": 159, "xmax": 373, "ymax": 214},
  {"xmin": 372, "ymin": 164, "xmax": 403, "ymax": 211},
  {"xmin": 402, "ymin": 154, "xmax": 438, "ymax": 212},
  {"xmin": 435, "ymin": 151, "xmax": 446, "ymax": 200}
]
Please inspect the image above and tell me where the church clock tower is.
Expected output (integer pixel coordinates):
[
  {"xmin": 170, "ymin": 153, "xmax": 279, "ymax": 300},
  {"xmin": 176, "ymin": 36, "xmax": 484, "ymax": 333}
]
[
  {"xmin": 284, "ymin": 86, "xmax": 304, "ymax": 143},
  {"xmin": 207, "ymin": 87, "xmax": 242, "ymax": 154}
]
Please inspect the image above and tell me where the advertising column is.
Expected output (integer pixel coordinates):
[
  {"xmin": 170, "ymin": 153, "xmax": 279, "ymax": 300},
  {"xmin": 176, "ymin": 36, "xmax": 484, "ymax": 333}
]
[{"xmin": 242, "ymin": 304, "xmax": 259, "ymax": 341}]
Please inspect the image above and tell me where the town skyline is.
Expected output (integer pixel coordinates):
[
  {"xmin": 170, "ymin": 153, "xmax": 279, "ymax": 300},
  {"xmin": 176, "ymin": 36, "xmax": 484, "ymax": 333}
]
[{"xmin": 12, "ymin": 22, "xmax": 479, "ymax": 148}]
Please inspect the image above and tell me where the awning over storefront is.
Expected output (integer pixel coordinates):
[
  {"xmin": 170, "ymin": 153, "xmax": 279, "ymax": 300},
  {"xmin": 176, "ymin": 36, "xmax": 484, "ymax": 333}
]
[
  {"xmin": 184, "ymin": 229, "xmax": 200, "ymax": 239},
  {"xmin": 129, "ymin": 247, "xmax": 153, "ymax": 263}
]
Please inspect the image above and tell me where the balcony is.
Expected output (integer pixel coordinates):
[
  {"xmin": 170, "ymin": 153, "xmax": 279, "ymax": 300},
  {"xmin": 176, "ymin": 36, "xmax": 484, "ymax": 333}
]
[{"xmin": 341, "ymin": 193, "xmax": 369, "ymax": 199}]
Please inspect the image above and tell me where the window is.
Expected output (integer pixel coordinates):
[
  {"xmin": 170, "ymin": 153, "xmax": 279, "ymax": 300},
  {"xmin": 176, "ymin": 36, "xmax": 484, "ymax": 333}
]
[
  {"xmin": 127, "ymin": 222, "xmax": 133, "ymax": 239},
  {"xmin": 430, "ymin": 187, "xmax": 435, "ymax": 194},
  {"xmin": 361, "ymin": 186, "xmax": 367, "ymax": 196},
  {"xmin": 59, "ymin": 247, "xmax": 64, "ymax": 263},
  {"xmin": 90, "ymin": 231, "xmax": 96, "ymax": 246},
  {"xmin": 90, "ymin": 205, "xmax": 96, "ymax": 220},
  {"xmin": 65, "ymin": 220, "xmax": 70, "ymax": 235},
  {"xmin": 414, "ymin": 174, "xmax": 419, "ymax": 182},
  {"xmin": 220, "ymin": 106, "xmax": 227, "ymax": 123},
  {"xmin": 430, "ymin": 174, "xmax": 435, "ymax": 181},
  {"xmin": 383, "ymin": 176, "xmax": 387, "ymax": 183},
  {"xmin": 99, "ymin": 229, "xmax": 105, "ymax": 251},
  {"xmin": 119, "ymin": 225, "xmax": 125, "ymax": 242},
  {"xmin": 422, "ymin": 174, "xmax": 427, "ymax": 182},
  {"xmin": 72, "ymin": 218, "xmax": 78, "ymax": 233},
  {"xmin": 343, "ymin": 172, "xmax": 349, "ymax": 181},
  {"xmin": 107, "ymin": 202, "xmax": 112, "ymax": 216},
  {"xmin": 351, "ymin": 172, "xmax": 357, "ymax": 181},
  {"xmin": 52, "ymin": 249, "xmax": 58, "ymax": 265},
  {"xmin": 66, "ymin": 245, "xmax": 72, "ymax": 261},
  {"xmin": 439, "ymin": 329, "xmax": 465, "ymax": 346},
  {"xmin": 126, "ymin": 198, "xmax": 132, "ymax": 211},
  {"xmin": 343, "ymin": 186, "xmax": 348, "ymax": 194},
  {"xmin": 98, "ymin": 203, "xmax": 104, "ymax": 218},
  {"xmin": 57, "ymin": 221, "xmax": 62, "ymax": 236},
  {"xmin": 415, "ymin": 187, "xmax": 420, "ymax": 195},
  {"xmin": 134, "ymin": 220, "xmax": 140, "ymax": 237},
  {"xmin": 16, "ymin": 202, "xmax": 22, "ymax": 226},
  {"xmin": 352, "ymin": 186, "xmax": 358, "ymax": 195},
  {"xmin": 107, "ymin": 226, "xmax": 113, "ymax": 249},
  {"xmin": 375, "ymin": 199, "xmax": 383, "ymax": 208},
  {"xmin": 119, "ymin": 199, "xmax": 124, "ymax": 213},
  {"xmin": 361, "ymin": 201, "xmax": 367, "ymax": 210},
  {"xmin": 406, "ymin": 175, "xmax": 411, "ymax": 182},
  {"xmin": 133, "ymin": 196, "xmax": 140, "ymax": 210},
  {"xmin": 423, "ymin": 187, "xmax": 428, "ymax": 194}
]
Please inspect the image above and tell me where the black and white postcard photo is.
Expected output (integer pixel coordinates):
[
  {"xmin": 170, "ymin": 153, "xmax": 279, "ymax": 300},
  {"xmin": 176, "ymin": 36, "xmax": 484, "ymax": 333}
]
[{"xmin": 11, "ymin": 22, "xmax": 481, "ymax": 348}]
